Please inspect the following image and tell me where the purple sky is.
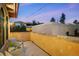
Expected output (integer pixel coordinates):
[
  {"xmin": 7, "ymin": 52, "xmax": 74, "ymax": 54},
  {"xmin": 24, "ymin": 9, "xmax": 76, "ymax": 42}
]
[{"xmin": 10, "ymin": 3, "xmax": 79, "ymax": 24}]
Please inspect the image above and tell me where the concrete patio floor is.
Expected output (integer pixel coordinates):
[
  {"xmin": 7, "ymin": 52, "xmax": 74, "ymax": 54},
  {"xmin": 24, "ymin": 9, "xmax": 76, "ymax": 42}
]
[{"xmin": 11, "ymin": 41, "xmax": 49, "ymax": 56}]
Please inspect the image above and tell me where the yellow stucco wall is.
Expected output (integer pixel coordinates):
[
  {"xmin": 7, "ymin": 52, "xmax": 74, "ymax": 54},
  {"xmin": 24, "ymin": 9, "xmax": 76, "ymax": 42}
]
[
  {"xmin": 30, "ymin": 32, "xmax": 79, "ymax": 56},
  {"xmin": 9, "ymin": 32, "xmax": 30, "ymax": 41},
  {"xmin": 9, "ymin": 32, "xmax": 79, "ymax": 55}
]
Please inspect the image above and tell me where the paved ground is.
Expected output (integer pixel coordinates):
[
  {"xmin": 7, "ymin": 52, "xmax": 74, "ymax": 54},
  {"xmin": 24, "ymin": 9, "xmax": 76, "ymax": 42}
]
[{"xmin": 11, "ymin": 41, "xmax": 49, "ymax": 56}]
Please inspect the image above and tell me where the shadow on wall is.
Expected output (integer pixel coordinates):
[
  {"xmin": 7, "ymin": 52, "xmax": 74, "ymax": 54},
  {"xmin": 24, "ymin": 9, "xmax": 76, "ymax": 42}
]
[{"xmin": 66, "ymin": 29, "xmax": 79, "ymax": 37}]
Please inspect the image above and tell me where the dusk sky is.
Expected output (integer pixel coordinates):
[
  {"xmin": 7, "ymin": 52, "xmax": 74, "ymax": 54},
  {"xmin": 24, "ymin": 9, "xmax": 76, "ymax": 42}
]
[{"xmin": 10, "ymin": 3, "xmax": 79, "ymax": 24}]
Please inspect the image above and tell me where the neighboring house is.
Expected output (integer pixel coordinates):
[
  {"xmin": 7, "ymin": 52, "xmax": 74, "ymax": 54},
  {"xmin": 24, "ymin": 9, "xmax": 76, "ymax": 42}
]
[{"xmin": 10, "ymin": 21, "xmax": 32, "ymax": 32}]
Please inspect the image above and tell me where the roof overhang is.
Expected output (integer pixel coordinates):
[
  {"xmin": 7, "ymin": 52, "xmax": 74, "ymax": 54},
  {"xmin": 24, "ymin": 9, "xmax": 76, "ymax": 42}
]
[{"xmin": 6, "ymin": 3, "xmax": 19, "ymax": 18}]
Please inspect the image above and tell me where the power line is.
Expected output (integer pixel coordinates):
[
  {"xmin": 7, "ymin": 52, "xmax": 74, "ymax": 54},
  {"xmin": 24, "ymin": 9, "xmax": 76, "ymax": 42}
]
[{"xmin": 22, "ymin": 4, "xmax": 49, "ymax": 21}]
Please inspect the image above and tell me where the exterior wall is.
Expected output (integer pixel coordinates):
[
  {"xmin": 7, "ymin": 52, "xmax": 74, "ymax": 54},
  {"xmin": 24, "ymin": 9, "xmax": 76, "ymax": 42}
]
[
  {"xmin": 32, "ymin": 22, "xmax": 79, "ymax": 36},
  {"xmin": 9, "ymin": 32, "xmax": 30, "ymax": 41},
  {"xmin": 9, "ymin": 32, "xmax": 79, "ymax": 55},
  {"xmin": 0, "ymin": 4, "xmax": 10, "ymax": 48},
  {"xmin": 30, "ymin": 32, "xmax": 79, "ymax": 56}
]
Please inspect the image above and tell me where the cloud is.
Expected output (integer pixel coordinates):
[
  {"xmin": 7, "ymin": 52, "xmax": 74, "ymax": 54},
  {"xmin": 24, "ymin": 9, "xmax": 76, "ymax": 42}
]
[
  {"xmin": 24, "ymin": 9, "xmax": 64, "ymax": 22},
  {"xmin": 10, "ymin": 16, "xmax": 26, "ymax": 22},
  {"xmin": 12, "ymin": 10, "xmax": 61, "ymax": 23}
]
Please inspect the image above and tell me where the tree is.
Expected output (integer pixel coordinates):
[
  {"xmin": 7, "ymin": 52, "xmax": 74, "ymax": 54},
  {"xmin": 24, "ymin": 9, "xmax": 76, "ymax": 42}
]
[
  {"xmin": 73, "ymin": 20, "xmax": 78, "ymax": 24},
  {"xmin": 60, "ymin": 13, "xmax": 66, "ymax": 24},
  {"xmin": 32, "ymin": 20, "xmax": 37, "ymax": 25},
  {"xmin": 37, "ymin": 21, "xmax": 40, "ymax": 24},
  {"xmin": 13, "ymin": 25, "xmax": 20, "ymax": 32},
  {"xmin": 50, "ymin": 17, "xmax": 55, "ymax": 22},
  {"xmin": 21, "ymin": 25, "xmax": 26, "ymax": 32}
]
